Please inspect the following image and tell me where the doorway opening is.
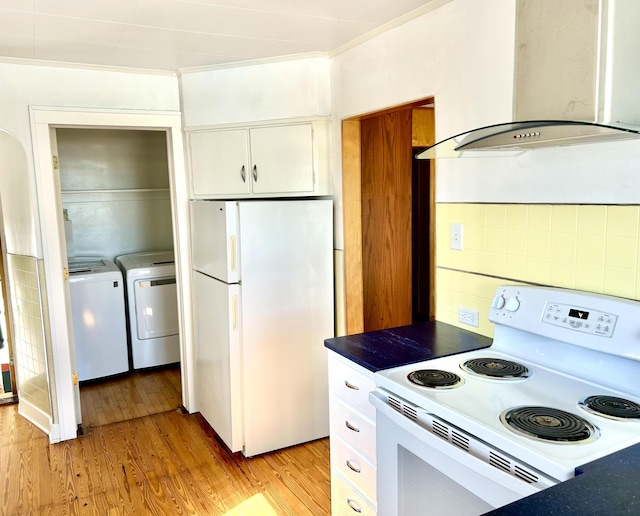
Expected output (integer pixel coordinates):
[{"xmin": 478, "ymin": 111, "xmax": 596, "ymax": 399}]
[
  {"xmin": 342, "ymin": 99, "xmax": 436, "ymax": 334},
  {"xmin": 30, "ymin": 108, "xmax": 191, "ymax": 442},
  {"xmin": 412, "ymin": 146, "xmax": 432, "ymax": 323},
  {"xmin": 56, "ymin": 127, "xmax": 182, "ymax": 429},
  {"xmin": 0, "ymin": 240, "xmax": 16, "ymax": 403}
]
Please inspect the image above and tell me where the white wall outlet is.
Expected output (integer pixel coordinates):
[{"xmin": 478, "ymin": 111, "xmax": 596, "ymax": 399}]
[
  {"xmin": 458, "ymin": 307, "xmax": 479, "ymax": 327},
  {"xmin": 450, "ymin": 223, "xmax": 463, "ymax": 250}
]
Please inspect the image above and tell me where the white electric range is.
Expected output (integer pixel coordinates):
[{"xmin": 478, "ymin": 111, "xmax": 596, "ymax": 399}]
[{"xmin": 371, "ymin": 285, "xmax": 640, "ymax": 515}]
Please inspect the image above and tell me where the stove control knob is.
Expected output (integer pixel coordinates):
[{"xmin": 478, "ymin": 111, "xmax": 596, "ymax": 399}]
[
  {"xmin": 491, "ymin": 294, "xmax": 506, "ymax": 309},
  {"xmin": 505, "ymin": 296, "xmax": 520, "ymax": 312}
]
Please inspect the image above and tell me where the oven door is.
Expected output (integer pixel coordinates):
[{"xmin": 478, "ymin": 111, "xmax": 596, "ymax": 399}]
[{"xmin": 370, "ymin": 391, "xmax": 550, "ymax": 516}]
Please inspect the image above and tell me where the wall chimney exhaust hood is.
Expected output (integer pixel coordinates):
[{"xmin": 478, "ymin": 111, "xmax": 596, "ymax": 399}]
[
  {"xmin": 416, "ymin": 120, "xmax": 640, "ymax": 159},
  {"xmin": 418, "ymin": 0, "xmax": 640, "ymax": 159}
]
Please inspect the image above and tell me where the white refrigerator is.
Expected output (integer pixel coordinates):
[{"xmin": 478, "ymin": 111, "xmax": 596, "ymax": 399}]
[{"xmin": 190, "ymin": 199, "xmax": 334, "ymax": 457}]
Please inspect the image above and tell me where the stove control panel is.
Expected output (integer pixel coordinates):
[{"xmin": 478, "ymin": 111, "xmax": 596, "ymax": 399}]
[
  {"xmin": 542, "ymin": 302, "xmax": 617, "ymax": 337},
  {"xmin": 491, "ymin": 294, "xmax": 520, "ymax": 311}
]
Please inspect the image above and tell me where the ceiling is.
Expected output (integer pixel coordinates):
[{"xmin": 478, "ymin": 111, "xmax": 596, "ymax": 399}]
[{"xmin": 0, "ymin": 0, "xmax": 440, "ymax": 72}]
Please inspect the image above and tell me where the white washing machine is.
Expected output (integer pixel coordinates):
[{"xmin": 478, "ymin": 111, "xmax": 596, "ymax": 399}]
[
  {"xmin": 116, "ymin": 251, "xmax": 180, "ymax": 370},
  {"xmin": 68, "ymin": 258, "xmax": 129, "ymax": 381}
]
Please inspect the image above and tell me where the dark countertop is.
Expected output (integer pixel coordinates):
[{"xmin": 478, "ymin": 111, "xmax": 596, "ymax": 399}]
[
  {"xmin": 486, "ymin": 444, "xmax": 640, "ymax": 515},
  {"xmin": 324, "ymin": 320, "xmax": 640, "ymax": 515},
  {"xmin": 324, "ymin": 320, "xmax": 492, "ymax": 372}
]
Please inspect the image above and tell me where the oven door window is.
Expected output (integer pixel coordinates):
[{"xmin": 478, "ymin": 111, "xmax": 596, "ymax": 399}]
[
  {"xmin": 373, "ymin": 396, "xmax": 547, "ymax": 515},
  {"xmin": 399, "ymin": 445, "xmax": 493, "ymax": 515}
]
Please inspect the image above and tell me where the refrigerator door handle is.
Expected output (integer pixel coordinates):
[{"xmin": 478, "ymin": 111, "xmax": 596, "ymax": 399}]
[
  {"xmin": 229, "ymin": 235, "xmax": 237, "ymax": 272},
  {"xmin": 231, "ymin": 294, "xmax": 238, "ymax": 330}
]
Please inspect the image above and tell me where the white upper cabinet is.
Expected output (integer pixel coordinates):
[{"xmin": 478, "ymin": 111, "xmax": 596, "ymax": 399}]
[
  {"xmin": 249, "ymin": 124, "xmax": 313, "ymax": 194},
  {"xmin": 189, "ymin": 129, "xmax": 250, "ymax": 196},
  {"xmin": 187, "ymin": 119, "xmax": 330, "ymax": 199}
]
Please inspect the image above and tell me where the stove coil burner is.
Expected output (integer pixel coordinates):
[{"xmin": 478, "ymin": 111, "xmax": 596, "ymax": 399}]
[
  {"xmin": 579, "ymin": 395, "xmax": 640, "ymax": 421},
  {"xmin": 407, "ymin": 369, "xmax": 464, "ymax": 389},
  {"xmin": 461, "ymin": 358, "xmax": 530, "ymax": 379},
  {"xmin": 501, "ymin": 406, "xmax": 599, "ymax": 444}
]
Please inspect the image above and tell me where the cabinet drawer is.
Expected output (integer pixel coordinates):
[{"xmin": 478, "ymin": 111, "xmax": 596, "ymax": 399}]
[
  {"xmin": 331, "ymin": 397, "xmax": 376, "ymax": 464},
  {"xmin": 331, "ymin": 473, "xmax": 377, "ymax": 516},
  {"xmin": 329, "ymin": 355, "xmax": 376, "ymax": 420},
  {"xmin": 331, "ymin": 436, "xmax": 376, "ymax": 503}
]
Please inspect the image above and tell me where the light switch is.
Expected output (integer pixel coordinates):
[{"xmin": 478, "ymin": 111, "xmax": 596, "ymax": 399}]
[{"xmin": 450, "ymin": 223, "xmax": 463, "ymax": 250}]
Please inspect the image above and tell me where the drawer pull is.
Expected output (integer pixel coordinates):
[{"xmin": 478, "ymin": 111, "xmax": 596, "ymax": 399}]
[
  {"xmin": 345, "ymin": 420, "xmax": 360, "ymax": 433},
  {"xmin": 346, "ymin": 459, "xmax": 361, "ymax": 473},
  {"xmin": 347, "ymin": 498, "xmax": 362, "ymax": 513},
  {"xmin": 344, "ymin": 380, "xmax": 359, "ymax": 390}
]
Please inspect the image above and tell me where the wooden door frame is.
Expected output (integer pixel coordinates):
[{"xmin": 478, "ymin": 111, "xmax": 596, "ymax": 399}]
[
  {"xmin": 341, "ymin": 99, "xmax": 436, "ymax": 335},
  {"xmin": 29, "ymin": 107, "xmax": 192, "ymax": 442}
]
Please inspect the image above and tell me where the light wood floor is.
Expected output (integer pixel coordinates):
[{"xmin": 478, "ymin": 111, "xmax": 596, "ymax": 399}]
[
  {"xmin": 0, "ymin": 368, "xmax": 332, "ymax": 515},
  {"xmin": 79, "ymin": 365, "xmax": 183, "ymax": 428}
]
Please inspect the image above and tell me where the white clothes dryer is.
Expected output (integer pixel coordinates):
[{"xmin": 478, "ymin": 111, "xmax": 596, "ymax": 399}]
[
  {"xmin": 68, "ymin": 258, "xmax": 129, "ymax": 381},
  {"xmin": 116, "ymin": 251, "xmax": 180, "ymax": 370}
]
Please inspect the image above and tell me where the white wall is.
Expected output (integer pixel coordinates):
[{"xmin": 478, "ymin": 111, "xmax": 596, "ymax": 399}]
[
  {"xmin": 0, "ymin": 62, "xmax": 180, "ymax": 257},
  {"xmin": 331, "ymin": 0, "xmax": 515, "ymax": 135},
  {"xmin": 57, "ymin": 128, "xmax": 175, "ymax": 260},
  {"xmin": 179, "ymin": 56, "xmax": 331, "ymax": 128},
  {"xmin": 0, "ymin": 129, "xmax": 39, "ymax": 256}
]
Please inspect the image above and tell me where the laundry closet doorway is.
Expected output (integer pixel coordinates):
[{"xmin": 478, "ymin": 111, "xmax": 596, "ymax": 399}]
[
  {"xmin": 30, "ymin": 108, "xmax": 193, "ymax": 442},
  {"xmin": 57, "ymin": 127, "xmax": 179, "ymax": 428}
]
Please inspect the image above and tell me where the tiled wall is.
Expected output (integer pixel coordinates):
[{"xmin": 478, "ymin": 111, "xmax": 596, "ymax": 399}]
[
  {"xmin": 435, "ymin": 204, "xmax": 640, "ymax": 338},
  {"xmin": 6, "ymin": 254, "xmax": 52, "ymax": 418}
]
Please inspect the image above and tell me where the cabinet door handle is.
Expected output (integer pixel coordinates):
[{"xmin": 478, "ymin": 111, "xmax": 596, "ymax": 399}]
[
  {"xmin": 346, "ymin": 459, "xmax": 361, "ymax": 473},
  {"xmin": 346, "ymin": 498, "xmax": 362, "ymax": 513},
  {"xmin": 240, "ymin": 165, "xmax": 246, "ymax": 183},
  {"xmin": 345, "ymin": 420, "xmax": 360, "ymax": 433},
  {"xmin": 344, "ymin": 380, "xmax": 359, "ymax": 390},
  {"xmin": 252, "ymin": 164, "xmax": 258, "ymax": 182}
]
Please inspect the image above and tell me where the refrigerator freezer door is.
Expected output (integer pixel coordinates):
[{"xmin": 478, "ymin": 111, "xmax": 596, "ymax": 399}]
[
  {"xmin": 238, "ymin": 200, "xmax": 333, "ymax": 456},
  {"xmin": 193, "ymin": 270, "xmax": 243, "ymax": 452},
  {"xmin": 190, "ymin": 200, "xmax": 240, "ymax": 283}
]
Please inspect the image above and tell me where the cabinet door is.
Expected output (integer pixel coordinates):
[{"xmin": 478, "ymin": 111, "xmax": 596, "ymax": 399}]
[
  {"xmin": 189, "ymin": 129, "xmax": 250, "ymax": 196},
  {"xmin": 249, "ymin": 124, "xmax": 314, "ymax": 194}
]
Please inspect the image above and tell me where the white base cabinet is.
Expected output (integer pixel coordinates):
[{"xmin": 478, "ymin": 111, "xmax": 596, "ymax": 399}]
[
  {"xmin": 328, "ymin": 351, "xmax": 377, "ymax": 515},
  {"xmin": 187, "ymin": 118, "xmax": 331, "ymax": 199}
]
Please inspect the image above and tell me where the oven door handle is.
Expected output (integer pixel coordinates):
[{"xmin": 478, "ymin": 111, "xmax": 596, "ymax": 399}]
[{"xmin": 369, "ymin": 390, "xmax": 555, "ymax": 503}]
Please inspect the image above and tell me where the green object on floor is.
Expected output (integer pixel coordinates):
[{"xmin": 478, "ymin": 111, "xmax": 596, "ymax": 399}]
[{"xmin": 1, "ymin": 364, "xmax": 10, "ymax": 393}]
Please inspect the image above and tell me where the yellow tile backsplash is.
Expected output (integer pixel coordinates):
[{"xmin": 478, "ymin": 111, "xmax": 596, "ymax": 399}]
[
  {"xmin": 604, "ymin": 236, "xmax": 637, "ymax": 268},
  {"xmin": 607, "ymin": 206, "xmax": 639, "ymax": 237},
  {"xmin": 527, "ymin": 205, "xmax": 551, "ymax": 231},
  {"xmin": 506, "ymin": 204, "xmax": 527, "ymax": 230},
  {"xmin": 577, "ymin": 205, "xmax": 607, "ymax": 234},
  {"xmin": 551, "ymin": 205, "xmax": 578, "ymax": 233},
  {"xmin": 436, "ymin": 203, "xmax": 640, "ymax": 339}
]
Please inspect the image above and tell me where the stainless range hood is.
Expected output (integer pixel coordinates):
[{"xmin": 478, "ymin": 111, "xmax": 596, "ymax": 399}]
[
  {"xmin": 418, "ymin": 0, "xmax": 640, "ymax": 159},
  {"xmin": 416, "ymin": 120, "xmax": 640, "ymax": 159}
]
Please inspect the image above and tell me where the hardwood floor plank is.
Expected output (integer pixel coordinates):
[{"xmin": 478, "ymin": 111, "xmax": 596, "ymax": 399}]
[
  {"xmin": 3, "ymin": 364, "xmax": 330, "ymax": 515},
  {"xmin": 79, "ymin": 366, "xmax": 181, "ymax": 428}
]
